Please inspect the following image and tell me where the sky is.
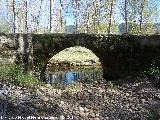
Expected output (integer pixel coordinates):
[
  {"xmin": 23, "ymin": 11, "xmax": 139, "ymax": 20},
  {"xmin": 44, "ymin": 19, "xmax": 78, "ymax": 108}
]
[
  {"xmin": 64, "ymin": 0, "xmax": 160, "ymax": 25},
  {"xmin": 0, "ymin": 0, "xmax": 160, "ymax": 30}
]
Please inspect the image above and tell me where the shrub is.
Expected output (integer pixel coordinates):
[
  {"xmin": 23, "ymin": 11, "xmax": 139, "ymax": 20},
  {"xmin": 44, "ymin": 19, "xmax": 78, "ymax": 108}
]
[
  {"xmin": 143, "ymin": 60, "xmax": 160, "ymax": 88},
  {"xmin": 0, "ymin": 62, "xmax": 40, "ymax": 88},
  {"xmin": 145, "ymin": 60, "xmax": 160, "ymax": 76}
]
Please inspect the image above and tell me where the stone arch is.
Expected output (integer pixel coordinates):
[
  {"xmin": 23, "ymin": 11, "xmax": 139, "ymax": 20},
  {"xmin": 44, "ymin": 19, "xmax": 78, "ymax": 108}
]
[
  {"xmin": 32, "ymin": 34, "xmax": 160, "ymax": 81},
  {"xmin": 42, "ymin": 46, "xmax": 103, "ymax": 83},
  {"xmin": 36, "ymin": 45, "xmax": 105, "ymax": 81},
  {"xmin": 1, "ymin": 33, "xmax": 160, "ymax": 81}
]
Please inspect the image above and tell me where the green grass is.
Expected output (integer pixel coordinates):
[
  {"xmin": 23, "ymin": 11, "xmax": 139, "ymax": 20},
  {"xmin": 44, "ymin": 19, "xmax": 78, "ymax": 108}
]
[{"xmin": 0, "ymin": 62, "xmax": 41, "ymax": 89}]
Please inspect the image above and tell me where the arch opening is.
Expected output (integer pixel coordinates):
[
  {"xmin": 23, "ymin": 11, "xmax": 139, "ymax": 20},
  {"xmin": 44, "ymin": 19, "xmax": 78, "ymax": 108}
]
[{"xmin": 43, "ymin": 46, "xmax": 103, "ymax": 84}]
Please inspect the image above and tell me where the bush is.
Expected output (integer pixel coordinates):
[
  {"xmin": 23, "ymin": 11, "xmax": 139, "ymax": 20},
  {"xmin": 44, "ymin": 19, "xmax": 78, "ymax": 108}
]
[
  {"xmin": 0, "ymin": 62, "xmax": 40, "ymax": 88},
  {"xmin": 143, "ymin": 60, "xmax": 160, "ymax": 88},
  {"xmin": 145, "ymin": 60, "xmax": 160, "ymax": 76}
]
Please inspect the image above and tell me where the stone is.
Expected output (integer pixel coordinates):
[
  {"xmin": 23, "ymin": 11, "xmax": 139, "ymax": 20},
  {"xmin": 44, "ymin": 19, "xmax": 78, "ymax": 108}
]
[
  {"xmin": 15, "ymin": 91, "xmax": 22, "ymax": 96},
  {"xmin": 140, "ymin": 99, "xmax": 145, "ymax": 104},
  {"xmin": 60, "ymin": 115, "xmax": 65, "ymax": 120},
  {"xmin": 39, "ymin": 86, "xmax": 46, "ymax": 92},
  {"xmin": 84, "ymin": 107, "xmax": 90, "ymax": 113},
  {"xmin": 93, "ymin": 117, "xmax": 100, "ymax": 120},
  {"xmin": 88, "ymin": 112, "xmax": 95, "ymax": 118},
  {"xmin": 59, "ymin": 101, "xmax": 65, "ymax": 108},
  {"xmin": 40, "ymin": 96, "xmax": 49, "ymax": 102},
  {"xmin": 95, "ymin": 113, "xmax": 100, "ymax": 117},
  {"xmin": 45, "ymin": 84, "xmax": 52, "ymax": 88},
  {"xmin": 0, "ymin": 93, "xmax": 6, "ymax": 99},
  {"xmin": 78, "ymin": 106, "xmax": 84, "ymax": 113},
  {"xmin": 79, "ymin": 112, "xmax": 86, "ymax": 117},
  {"xmin": 126, "ymin": 93, "xmax": 130, "ymax": 97}
]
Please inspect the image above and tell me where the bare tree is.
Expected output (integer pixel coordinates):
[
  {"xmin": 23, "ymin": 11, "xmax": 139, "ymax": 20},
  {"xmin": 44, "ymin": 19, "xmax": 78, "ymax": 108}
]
[
  {"xmin": 12, "ymin": 0, "xmax": 16, "ymax": 33},
  {"xmin": 25, "ymin": 0, "xmax": 28, "ymax": 33},
  {"xmin": 59, "ymin": 0, "xmax": 63, "ymax": 32},
  {"xmin": 71, "ymin": 0, "xmax": 80, "ymax": 33},
  {"xmin": 49, "ymin": 0, "xmax": 52, "ymax": 32},
  {"xmin": 124, "ymin": 0, "xmax": 128, "ymax": 34},
  {"xmin": 108, "ymin": 0, "xmax": 114, "ymax": 34},
  {"xmin": 139, "ymin": 2, "xmax": 144, "ymax": 33}
]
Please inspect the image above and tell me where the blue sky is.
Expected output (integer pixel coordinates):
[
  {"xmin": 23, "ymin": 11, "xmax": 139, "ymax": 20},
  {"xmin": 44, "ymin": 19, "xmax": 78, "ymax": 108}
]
[
  {"xmin": 64, "ymin": 0, "xmax": 160, "ymax": 25},
  {"xmin": 0, "ymin": 0, "xmax": 160, "ymax": 28}
]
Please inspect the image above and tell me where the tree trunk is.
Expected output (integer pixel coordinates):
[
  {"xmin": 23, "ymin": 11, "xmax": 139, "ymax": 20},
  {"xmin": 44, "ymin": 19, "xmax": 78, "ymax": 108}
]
[
  {"xmin": 108, "ymin": 0, "xmax": 114, "ymax": 34},
  {"xmin": 49, "ymin": 0, "xmax": 52, "ymax": 32},
  {"xmin": 25, "ymin": 0, "xmax": 28, "ymax": 33},
  {"xmin": 86, "ymin": 12, "xmax": 89, "ymax": 33},
  {"xmin": 93, "ymin": 3, "xmax": 97, "ymax": 33},
  {"xmin": 13, "ymin": 0, "xmax": 16, "ymax": 33},
  {"xmin": 60, "ymin": 0, "xmax": 63, "ymax": 32},
  {"xmin": 139, "ymin": 2, "xmax": 144, "ymax": 34},
  {"xmin": 124, "ymin": 0, "xmax": 128, "ymax": 34}
]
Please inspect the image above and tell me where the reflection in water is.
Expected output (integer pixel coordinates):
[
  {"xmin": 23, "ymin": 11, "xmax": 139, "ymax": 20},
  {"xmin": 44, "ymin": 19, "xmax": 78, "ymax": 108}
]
[{"xmin": 45, "ymin": 67, "xmax": 103, "ymax": 84}]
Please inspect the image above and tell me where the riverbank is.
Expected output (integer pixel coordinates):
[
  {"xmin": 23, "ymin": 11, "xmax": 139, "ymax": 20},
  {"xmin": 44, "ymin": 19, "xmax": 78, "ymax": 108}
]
[
  {"xmin": 0, "ymin": 76, "xmax": 160, "ymax": 119},
  {"xmin": 48, "ymin": 46, "xmax": 101, "ymax": 67}
]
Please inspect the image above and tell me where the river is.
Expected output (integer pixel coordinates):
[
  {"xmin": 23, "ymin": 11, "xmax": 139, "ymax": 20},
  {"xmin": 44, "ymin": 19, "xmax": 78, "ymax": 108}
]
[{"xmin": 45, "ymin": 66, "xmax": 103, "ymax": 84}]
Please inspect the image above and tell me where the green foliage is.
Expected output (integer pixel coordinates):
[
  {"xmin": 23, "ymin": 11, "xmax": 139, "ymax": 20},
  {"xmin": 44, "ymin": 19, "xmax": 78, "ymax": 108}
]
[
  {"xmin": 106, "ymin": 81, "xmax": 114, "ymax": 89},
  {"xmin": 0, "ymin": 62, "xmax": 40, "ymax": 88},
  {"xmin": 144, "ymin": 60, "xmax": 160, "ymax": 76},
  {"xmin": 0, "ymin": 20, "xmax": 10, "ymax": 33}
]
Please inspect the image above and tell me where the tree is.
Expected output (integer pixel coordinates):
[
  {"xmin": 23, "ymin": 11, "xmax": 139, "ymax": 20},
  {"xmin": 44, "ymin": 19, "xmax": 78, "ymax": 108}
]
[
  {"xmin": 0, "ymin": 0, "xmax": 159, "ymax": 34},
  {"xmin": 12, "ymin": 0, "xmax": 16, "ymax": 33},
  {"xmin": 49, "ymin": 0, "xmax": 55, "ymax": 32},
  {"xmin": 139, "ymin": 0, "xmax": 159, "ymax": 34},
  {"xmin": 124, "ymin": 0, "xmax": 128, "ymax": 34},
  {"xmin": 108, "ymin": 0, "xmax": 114, "ymax": 34},
  {"xmin": 25, "ymin": 0, "xmax": 28, "ymax": 33},
  {"xmin": 59, "ymin": 0, "xmax": 63, "ymax": 32},
  {"xmin": 125, "ymin": 0, "xmax": 159, "ymax": 34}
]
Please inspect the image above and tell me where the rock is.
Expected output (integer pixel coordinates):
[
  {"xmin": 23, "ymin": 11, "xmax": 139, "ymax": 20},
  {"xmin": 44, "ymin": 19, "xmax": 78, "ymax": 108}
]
[
  {"xmin": 0, "ymin": 93, "xmax": 6, "ymax": 99},
  {"xmin": 125, "ymin": 103, "xmax": 130, "ymax": 108},
  {"xmin": 95, "ymin": 113, "xmax": 100, "ymax": 117},
  {"xmin": 93, "ymin": 117, "xmax": 100, "ymax": 120},
  {"xmin": 140, "ymin": 99, "xmax": 145, "ymax": 104},
  {"xmin": 15, "ymin": 91, "xmax": 22, "ymax": 96},
  {"xmin": 60, "ymin": 115, "xmax": 65, "ymax": 120},
  {"xmin": 46, "ymin": 90, "xmax": 53, "ymax": 96},
  {"xmin": 88, "ymin": 89, "xmax": 92, "ymax": 93},
  {"xmin": 126, "ymin": 93, "xmax": 130, "ymax": 97},
  {"xmin": 79, "ymin": 112, "xmax": 86, "ymax": 117},
  {"xmin": 59, "ymin": 101, "xmax": 65, "ymax": 108},
  {"xmin": 45, "ymin": 84, "xmax": 52, "ymax": 88},
  {"xmin": 84, "ymin": 107, "xmax": 89, "ymax": 113},
  {"xmin": 88, "ymin": 112, "xmax": 95, "ymax": 118},
  {"xmin": 36, "ymin": 89, "xmax": 42, "ymax": 96},
  {"xmin": 78, "ymin": 106, "xmax": 86, "ymax": 117},
  {"xmin": 40, "ymin": 96, "xmax": 49, "ymax": 102},
  {"xmin": 78, "ymin": 106, "xmax": 84, "ymax": 113},
  {"xmin": 39, "ymin": 86, "xmax": 45, "ymax": 92}
]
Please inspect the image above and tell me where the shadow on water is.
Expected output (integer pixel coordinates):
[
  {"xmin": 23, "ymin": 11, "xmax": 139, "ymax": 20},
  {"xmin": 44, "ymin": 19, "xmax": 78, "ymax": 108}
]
[{"xmin": 45, "ymin": 66, "xmax": 103, "ymax": 84}]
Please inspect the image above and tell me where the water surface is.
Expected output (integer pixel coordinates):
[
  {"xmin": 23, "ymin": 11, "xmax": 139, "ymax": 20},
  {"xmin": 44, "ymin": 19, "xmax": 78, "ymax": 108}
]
[{"xmin": 45, "ymin": 66, "xmax": 103, "ymax": 84}]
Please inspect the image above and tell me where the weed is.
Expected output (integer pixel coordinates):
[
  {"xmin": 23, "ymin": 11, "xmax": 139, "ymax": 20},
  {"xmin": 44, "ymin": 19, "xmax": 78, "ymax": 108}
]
[{"xmin": 0, "ymin": 62, "xmax": 40, "ymax": 88}]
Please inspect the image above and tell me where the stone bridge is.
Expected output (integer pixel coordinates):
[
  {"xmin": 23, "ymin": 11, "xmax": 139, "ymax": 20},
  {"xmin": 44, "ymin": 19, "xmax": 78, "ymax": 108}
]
[{"xmin": 0, "ymin": 33, "xmax": 160, "ymax": 80}]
